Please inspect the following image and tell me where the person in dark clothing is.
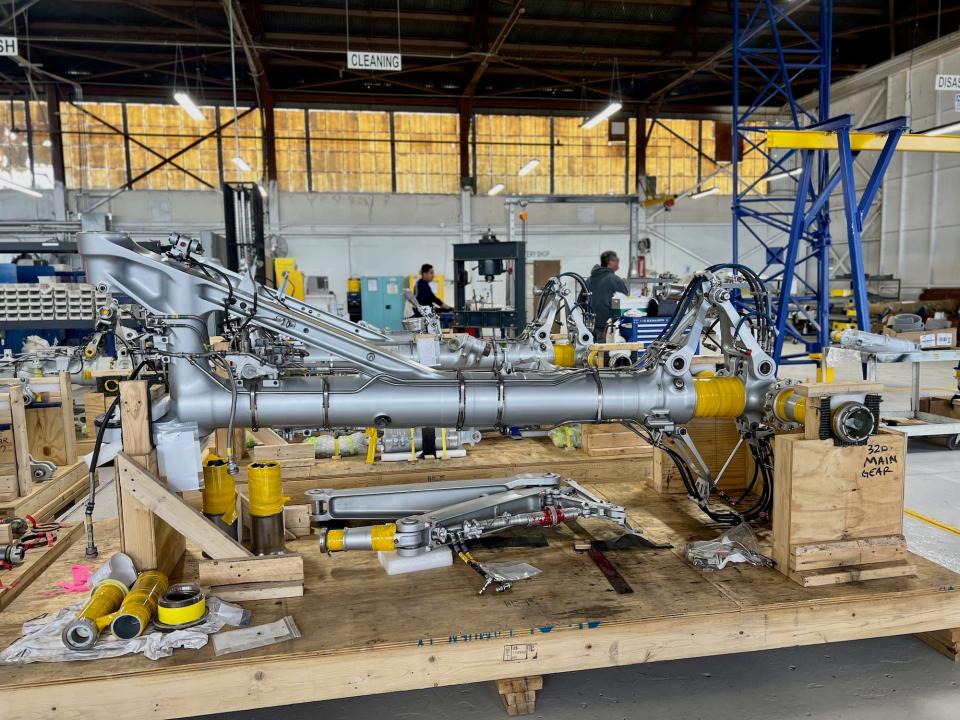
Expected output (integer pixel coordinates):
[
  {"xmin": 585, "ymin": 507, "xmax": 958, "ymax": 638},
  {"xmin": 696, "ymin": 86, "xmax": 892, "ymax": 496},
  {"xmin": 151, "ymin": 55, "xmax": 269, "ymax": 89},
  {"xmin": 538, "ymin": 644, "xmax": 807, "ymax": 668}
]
[
  {"xmin": 413, "ymin": 263, "xmax": 451, "ymax": 316},
  {"xmin": 589, "ymin": 251, "xmax": 629, "ymax": 341}
]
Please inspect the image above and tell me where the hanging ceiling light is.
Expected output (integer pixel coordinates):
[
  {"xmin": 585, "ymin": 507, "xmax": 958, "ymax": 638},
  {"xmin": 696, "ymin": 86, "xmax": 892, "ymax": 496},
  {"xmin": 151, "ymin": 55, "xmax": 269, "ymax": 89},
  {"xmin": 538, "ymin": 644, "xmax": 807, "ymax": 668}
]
[
  {"xmin": 173, "ymin": 91, "xmax": 206, "ymax": 121},
  {"xmin": 517, "ymin": 159, "xmax": 540, "ymax": 176},
  {"xmin": 487, "ymin": 183, "xmax": 506, "ymax": 196},
  {"xmin": 690, "ymin": 187, "xmax": 719, "ymax": 199},
  {"xmin": 232, "ymin": 156, "xmax": 252, "ymax": 172},
  {"xmin": 0, "ymin": 176, "xmax": 42, "ymax": 198},
  {"xmin": 581, "ymin": 102, "xmax": 622, "ymax": 130},
  {"xmin": 767, "ymin": 167, "xmax": 802, "ymax": 182}
]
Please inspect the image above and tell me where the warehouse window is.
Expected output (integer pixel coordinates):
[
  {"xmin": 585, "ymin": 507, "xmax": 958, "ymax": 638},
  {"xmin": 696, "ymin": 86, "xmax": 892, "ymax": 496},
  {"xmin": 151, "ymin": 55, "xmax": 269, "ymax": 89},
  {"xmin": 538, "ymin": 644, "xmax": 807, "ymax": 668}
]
[
  {"xmin": 553, "ymin": 116, "xmax": 628, "ymax": 195},
  {"xmin": 60, "ymin": 102, "xmax": 128, "ymax": 190},
  {"xmin": 274, "ymin": 108, "xmax": 309, "ymax": 192},
  {"xmin": 309, "ymin": 109, "xmax": 392, "ymax": 192},
  {"xmin": 125, "ymin": 102, "xmax": 221, "ymax": 190},
  {"xmin": 646, "ymin": 119, "xmax": 703, "ymax": 196},
  {"xmin": 700, "ymin": 121, "xmax": 768, "ymax": 195},
  {"xmin": 394, "ymin": 112, "xmax": 459, "ymax": 194},
  {"xmin": 0, "ymin": 100, "xmax": 53, "ymax": 190},
  {"xmin": 473, "ymin": 114, "xmax": 550, "ymax": 195}
]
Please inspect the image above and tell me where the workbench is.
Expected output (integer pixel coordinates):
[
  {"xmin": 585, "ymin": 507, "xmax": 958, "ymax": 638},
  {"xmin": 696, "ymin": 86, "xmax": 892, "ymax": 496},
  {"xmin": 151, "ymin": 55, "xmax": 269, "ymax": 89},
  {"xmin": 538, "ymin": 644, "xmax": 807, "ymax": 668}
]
[{"xmin": 2, "ymin": 480, "xmax": 959, "ymax": 720}]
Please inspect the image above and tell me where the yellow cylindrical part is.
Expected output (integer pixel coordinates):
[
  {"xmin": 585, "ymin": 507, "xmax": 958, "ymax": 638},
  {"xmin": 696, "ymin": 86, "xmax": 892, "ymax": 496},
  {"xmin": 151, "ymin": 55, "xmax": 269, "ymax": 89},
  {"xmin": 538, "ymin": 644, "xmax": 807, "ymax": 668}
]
[
  {"xmin": 107, "ymin": 570, "xmax": 168, "ymax": 640},
  {"xmin": 810, "ymin": 353, "xmax": 834, "ymax": 383},
  {"xmin": 323, "ymin": 523, "xmax": 397, "ymax": 553},
  {"xmin": 247, "ymin": 461, "xmax": 288, "ymax": 517},
  {"xmin": 62, "ymin": 579, "xmax": 129, "ymax": 650},
  {"xmin": 693, "ymin": 377, "xmax": 747, "ymax": 418},
  {"xmin": 552, "ymin": 343, "xmax": 576, "ymax": 367},
  {"xmin": 347, "ymin": 277, "xmax": 361, "ymax": 293},
  {"xmin": 774, "ymin": 388, "xmax": 807, "ymax": 424},
  {"xmin": 202, "ymin": 454, "xmax": 237, "ymax": 524}
]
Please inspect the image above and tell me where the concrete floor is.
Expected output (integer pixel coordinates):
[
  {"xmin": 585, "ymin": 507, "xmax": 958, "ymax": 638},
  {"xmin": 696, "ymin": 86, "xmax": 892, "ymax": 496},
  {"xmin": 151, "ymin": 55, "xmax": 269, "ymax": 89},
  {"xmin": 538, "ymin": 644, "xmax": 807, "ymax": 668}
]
[{"xmin": 152, "ymin": 352, "xmax": 960, "ymax": 720}]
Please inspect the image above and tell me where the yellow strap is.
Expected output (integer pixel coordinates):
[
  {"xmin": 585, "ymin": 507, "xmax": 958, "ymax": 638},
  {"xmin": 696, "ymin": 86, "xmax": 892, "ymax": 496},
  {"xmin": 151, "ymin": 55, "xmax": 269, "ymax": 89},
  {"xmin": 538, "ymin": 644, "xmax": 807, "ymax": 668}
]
[
  {"xmin": 365, "ymin": 427, "xmax": 377, "ymax": 464},
  {"xmin": 410, "ymin": 427, "xmax": 416, "ymax": 462},
  {"xmin": 157, "ymin": 597, "xmax": 206, "ymax": 626},
  {"xmin": 441, "ymin": 428, "xmax": 448, "ymax": 459}
]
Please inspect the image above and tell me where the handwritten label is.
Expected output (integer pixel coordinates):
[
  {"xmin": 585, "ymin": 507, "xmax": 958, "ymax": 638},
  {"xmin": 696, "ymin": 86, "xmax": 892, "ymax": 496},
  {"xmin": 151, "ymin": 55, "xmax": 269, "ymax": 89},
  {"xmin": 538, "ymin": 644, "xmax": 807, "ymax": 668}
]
[
  {"xmin": 503, "ymin": 643, "xmax": 537, "ymax": 661},
  {"xmin": 862, "ymin": 442, "xmax": 899, "ymax": 478}
]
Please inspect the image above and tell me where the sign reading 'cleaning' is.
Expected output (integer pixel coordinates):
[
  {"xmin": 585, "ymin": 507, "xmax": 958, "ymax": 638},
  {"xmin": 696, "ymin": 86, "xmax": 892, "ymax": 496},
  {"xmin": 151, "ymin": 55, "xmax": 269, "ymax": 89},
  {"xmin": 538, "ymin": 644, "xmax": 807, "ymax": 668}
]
[{"xmin": 347, "ymin": 52, "xmax": 402, "ymax": 71}]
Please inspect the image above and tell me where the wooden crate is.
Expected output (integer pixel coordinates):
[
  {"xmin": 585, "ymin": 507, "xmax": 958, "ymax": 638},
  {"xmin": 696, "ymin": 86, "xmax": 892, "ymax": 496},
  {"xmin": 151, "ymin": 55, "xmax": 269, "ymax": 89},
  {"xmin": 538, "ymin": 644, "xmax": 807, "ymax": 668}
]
[
  {"xmin": 580, "ymin": 422, "xmax": 654, "ymax": 458},
  {"xmin": 0, "ymin": 460, "xmax": 89, "ymax": 523},
  {"xmin": 772, "ymin": 432, "xmax": 911, "ymax": 587}
]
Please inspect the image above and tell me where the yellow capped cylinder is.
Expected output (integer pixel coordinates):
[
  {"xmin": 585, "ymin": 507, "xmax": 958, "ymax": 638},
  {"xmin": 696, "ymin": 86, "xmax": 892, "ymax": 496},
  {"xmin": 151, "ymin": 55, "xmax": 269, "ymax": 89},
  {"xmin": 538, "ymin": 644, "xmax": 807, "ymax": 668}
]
[
  {"xmin": 693, "ymin": 377, "xmax": 747, "ymax": 418},
  {"xmin": 347, "ymin": 277, "xmax": 361, "ymax": 293},
  {"xmin": 108, "ymin": 570, "xmax": 168, "ymax": 640},
  {"xmin": 202, "ymin": 454, "xmax": 237, "ymax": 526},
  {"xmin": 774, "ymin": 387, "xmax": 807, "ymax": 424},
  {"xmin": 552, "ymin": 344, "xmax": 576, "ymax": 368},
  {"xmin": 247, "ymin": 461, "xmax": 287, "ymax": 517},
  {"xmin": 320, "ymin": 523, "xmax": 397, "ymax": 553}
]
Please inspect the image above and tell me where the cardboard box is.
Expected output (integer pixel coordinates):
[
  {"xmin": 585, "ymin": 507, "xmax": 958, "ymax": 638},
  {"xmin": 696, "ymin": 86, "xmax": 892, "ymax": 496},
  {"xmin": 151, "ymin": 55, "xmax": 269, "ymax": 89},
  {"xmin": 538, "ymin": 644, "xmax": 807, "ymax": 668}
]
[{"xmin": 883, "ymin": 325, "xmax": 956, "ymax": 349}]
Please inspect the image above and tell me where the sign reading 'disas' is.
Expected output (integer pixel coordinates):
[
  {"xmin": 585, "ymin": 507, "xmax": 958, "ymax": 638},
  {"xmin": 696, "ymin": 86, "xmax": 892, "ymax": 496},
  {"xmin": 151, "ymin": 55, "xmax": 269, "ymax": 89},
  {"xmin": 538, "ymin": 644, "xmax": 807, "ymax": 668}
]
[
  {"xmin": 0, "ymin": 36, "xmax": 18, "ymax": 56},
  {"xmin": 347, "ymin": 52, "xmax": 402, "ymax": 71},
  {"xmin": 935, "ymin": 74, "xmax": 960, "ymax": 91}
]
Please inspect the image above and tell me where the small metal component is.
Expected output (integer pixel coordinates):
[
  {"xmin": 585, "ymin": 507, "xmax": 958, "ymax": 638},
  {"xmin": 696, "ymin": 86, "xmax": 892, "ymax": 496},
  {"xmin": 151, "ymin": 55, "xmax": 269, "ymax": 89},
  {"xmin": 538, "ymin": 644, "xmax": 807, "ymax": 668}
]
[
  {"xmin": 29, "ymin": 457, "xmax": 56, "ymax": 481},
  {"xmin": 1, "ymin": 543, "xmax": 26, "ymax": 565}
]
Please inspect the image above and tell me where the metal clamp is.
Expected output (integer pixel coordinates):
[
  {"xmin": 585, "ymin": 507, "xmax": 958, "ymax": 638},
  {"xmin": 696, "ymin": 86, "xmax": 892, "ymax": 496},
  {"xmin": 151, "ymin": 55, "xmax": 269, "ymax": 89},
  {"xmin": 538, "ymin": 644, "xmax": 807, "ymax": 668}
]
[
  {"xmin": 321, "ymin": 375, "xmax": 330, "ymax": 429},
  {"xmin": 456, "ymin": 371, "xmax": 466, "ymax": 430},
  {"xmin": 494, "ymin": 369, "xmax": 506, "ymax": 430},
  {"xmin": 248, "ymin": 384, "xmax": 260, "ymax": 430},
  {"xmin": 591, "ymin": 368, "xmax": 604, "ymax": 422}
]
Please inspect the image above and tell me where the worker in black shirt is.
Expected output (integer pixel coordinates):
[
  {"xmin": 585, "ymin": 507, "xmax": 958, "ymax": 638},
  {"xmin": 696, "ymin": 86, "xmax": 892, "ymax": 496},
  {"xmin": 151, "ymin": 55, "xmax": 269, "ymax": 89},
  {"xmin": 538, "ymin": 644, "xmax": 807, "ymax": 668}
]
[
  {"xmin": 413, "ymin": 263, "xmax": 452, "ymax": 316},
  {"xmin": 588, "ymin": 251, "xmax": 629, "ymax": 341}
]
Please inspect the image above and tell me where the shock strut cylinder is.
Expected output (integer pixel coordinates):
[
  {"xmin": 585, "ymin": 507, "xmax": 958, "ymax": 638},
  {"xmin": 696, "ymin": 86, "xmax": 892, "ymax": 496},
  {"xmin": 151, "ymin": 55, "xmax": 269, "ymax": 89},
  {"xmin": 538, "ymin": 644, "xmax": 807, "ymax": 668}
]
[{"xmin": 248, "ymin": 461, "xmax": 288, "ymax": 555}]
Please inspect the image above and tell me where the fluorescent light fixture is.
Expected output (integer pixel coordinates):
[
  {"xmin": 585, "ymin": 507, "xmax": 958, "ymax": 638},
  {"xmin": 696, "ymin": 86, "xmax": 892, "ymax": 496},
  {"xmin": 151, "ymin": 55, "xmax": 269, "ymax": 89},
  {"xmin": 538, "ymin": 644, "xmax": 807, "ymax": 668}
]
[
  {"xmin": 0, "ymin": 177, "xmax": 42, "ymax": 198},
  {"xmin": 689, "ymin": 187, "xmax": 719, "ymax": 199},
  {"xmin": 767, "ymin": 167, "xmax": 803, "ymax": 182},
  {"xmin": 173, "ymin": 91, "xmax": 206, "ymax": 121},
  {"xmin": 923, "ymin": 121, "xmax": 960, "ymax": 136},
  {"xmin": 517, "ymin": 159, "xmax": 540, "ymax": 176},
  {"xmin": 488, "ymin": 183, "xmax": 506, "ymax": 196},
  {"xmin": 232, "ymin": 155, "xmax": 252, "ymax": 172},
  {"xmin": 257, "ymin": 183, "xmax": 268, "ymax": 198},
  {"xmin": 580, "ymin": 101, "xmax": 622, "ymax": 130}
]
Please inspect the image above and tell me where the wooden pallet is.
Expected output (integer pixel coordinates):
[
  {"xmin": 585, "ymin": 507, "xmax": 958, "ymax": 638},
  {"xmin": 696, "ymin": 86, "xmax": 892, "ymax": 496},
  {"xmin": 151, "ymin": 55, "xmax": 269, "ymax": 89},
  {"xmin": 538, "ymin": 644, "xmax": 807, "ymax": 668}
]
[
  {"xmin": 2, "ymin": 480, "xmax": 960, "ymax": 720},
  {"xmin": 0, "ymin": 460, "xmax": 88, "ymax": 523}
]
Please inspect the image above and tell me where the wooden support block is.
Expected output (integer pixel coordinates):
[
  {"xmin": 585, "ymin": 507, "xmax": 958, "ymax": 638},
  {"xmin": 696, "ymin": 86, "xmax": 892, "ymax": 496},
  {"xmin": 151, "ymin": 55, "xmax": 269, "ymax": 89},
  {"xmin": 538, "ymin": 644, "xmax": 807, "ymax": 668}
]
[
  {"xmin": 117, "ymin": 454, "xmax": 250, "ymax": 561},
  {"xmin": 58, "ymin": 372, "xmax": 77, "ymax": 465},
  {"xmin": 251, "ymin": 428, "xmax": 286, "ymax": 446},
  {"xmin": 790, "ymin": 535, "xmax": 908, "ymax": 571},
  {"xmin": 916, "ymin": 628, "xmax": 960, "ymax": 662},
  {"xmin": 790, "ymin": 559, "xmax": 916, "ymax": 587},
  {"xmin": 199, "ymin": 554, "xmax": 304, "ymax": 587},
  {"xmin": 207, "ymin": 580, "xmax": 304, "ymax": 602},
  {"xmin": 580, "ymin": 423, "xmax": 653, "ymax": 458},
  {"xmin": 496, "ymin": 676, "xmax": 543, "ymax": 716},
  {"xmin": 119, "ymin": 380, "xmax": 153, "ymax": 456},
  {"xmin": 794, "ymin": 381, "xmax": 884, "ymax": 398},
  {"xmin": 0, "ymin": 522, "xmax": 13, "ymax": 544},
  {"xmin": 250, "ymin": 443, "xmax": 315, "ymax": 463},
  {"xmin": 8, "ymin": 388, "xmax": 32, "ymax": 497}
]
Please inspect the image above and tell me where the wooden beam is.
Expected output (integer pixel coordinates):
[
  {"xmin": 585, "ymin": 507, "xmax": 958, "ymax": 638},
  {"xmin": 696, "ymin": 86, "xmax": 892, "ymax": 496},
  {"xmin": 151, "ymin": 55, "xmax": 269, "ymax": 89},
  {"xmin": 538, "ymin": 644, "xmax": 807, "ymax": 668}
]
[
  {"xmin": 7, "ymin": 387, "xmax": 32, "ymax": 497},
  {"xmin": 198, "ymin": 554, "xmax": 303, "ymax": 586},
  {"xmin": 116, "ymin": 453, "xmax": 251, "ymax": 560}
]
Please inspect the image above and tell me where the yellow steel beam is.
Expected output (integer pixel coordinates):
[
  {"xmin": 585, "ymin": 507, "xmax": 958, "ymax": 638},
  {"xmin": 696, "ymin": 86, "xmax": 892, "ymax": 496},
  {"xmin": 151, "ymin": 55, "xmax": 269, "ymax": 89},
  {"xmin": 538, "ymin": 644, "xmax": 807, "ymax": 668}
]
[{"xmin": 766, "ymin": 129, "xmax": 960, "ymax": 153}]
